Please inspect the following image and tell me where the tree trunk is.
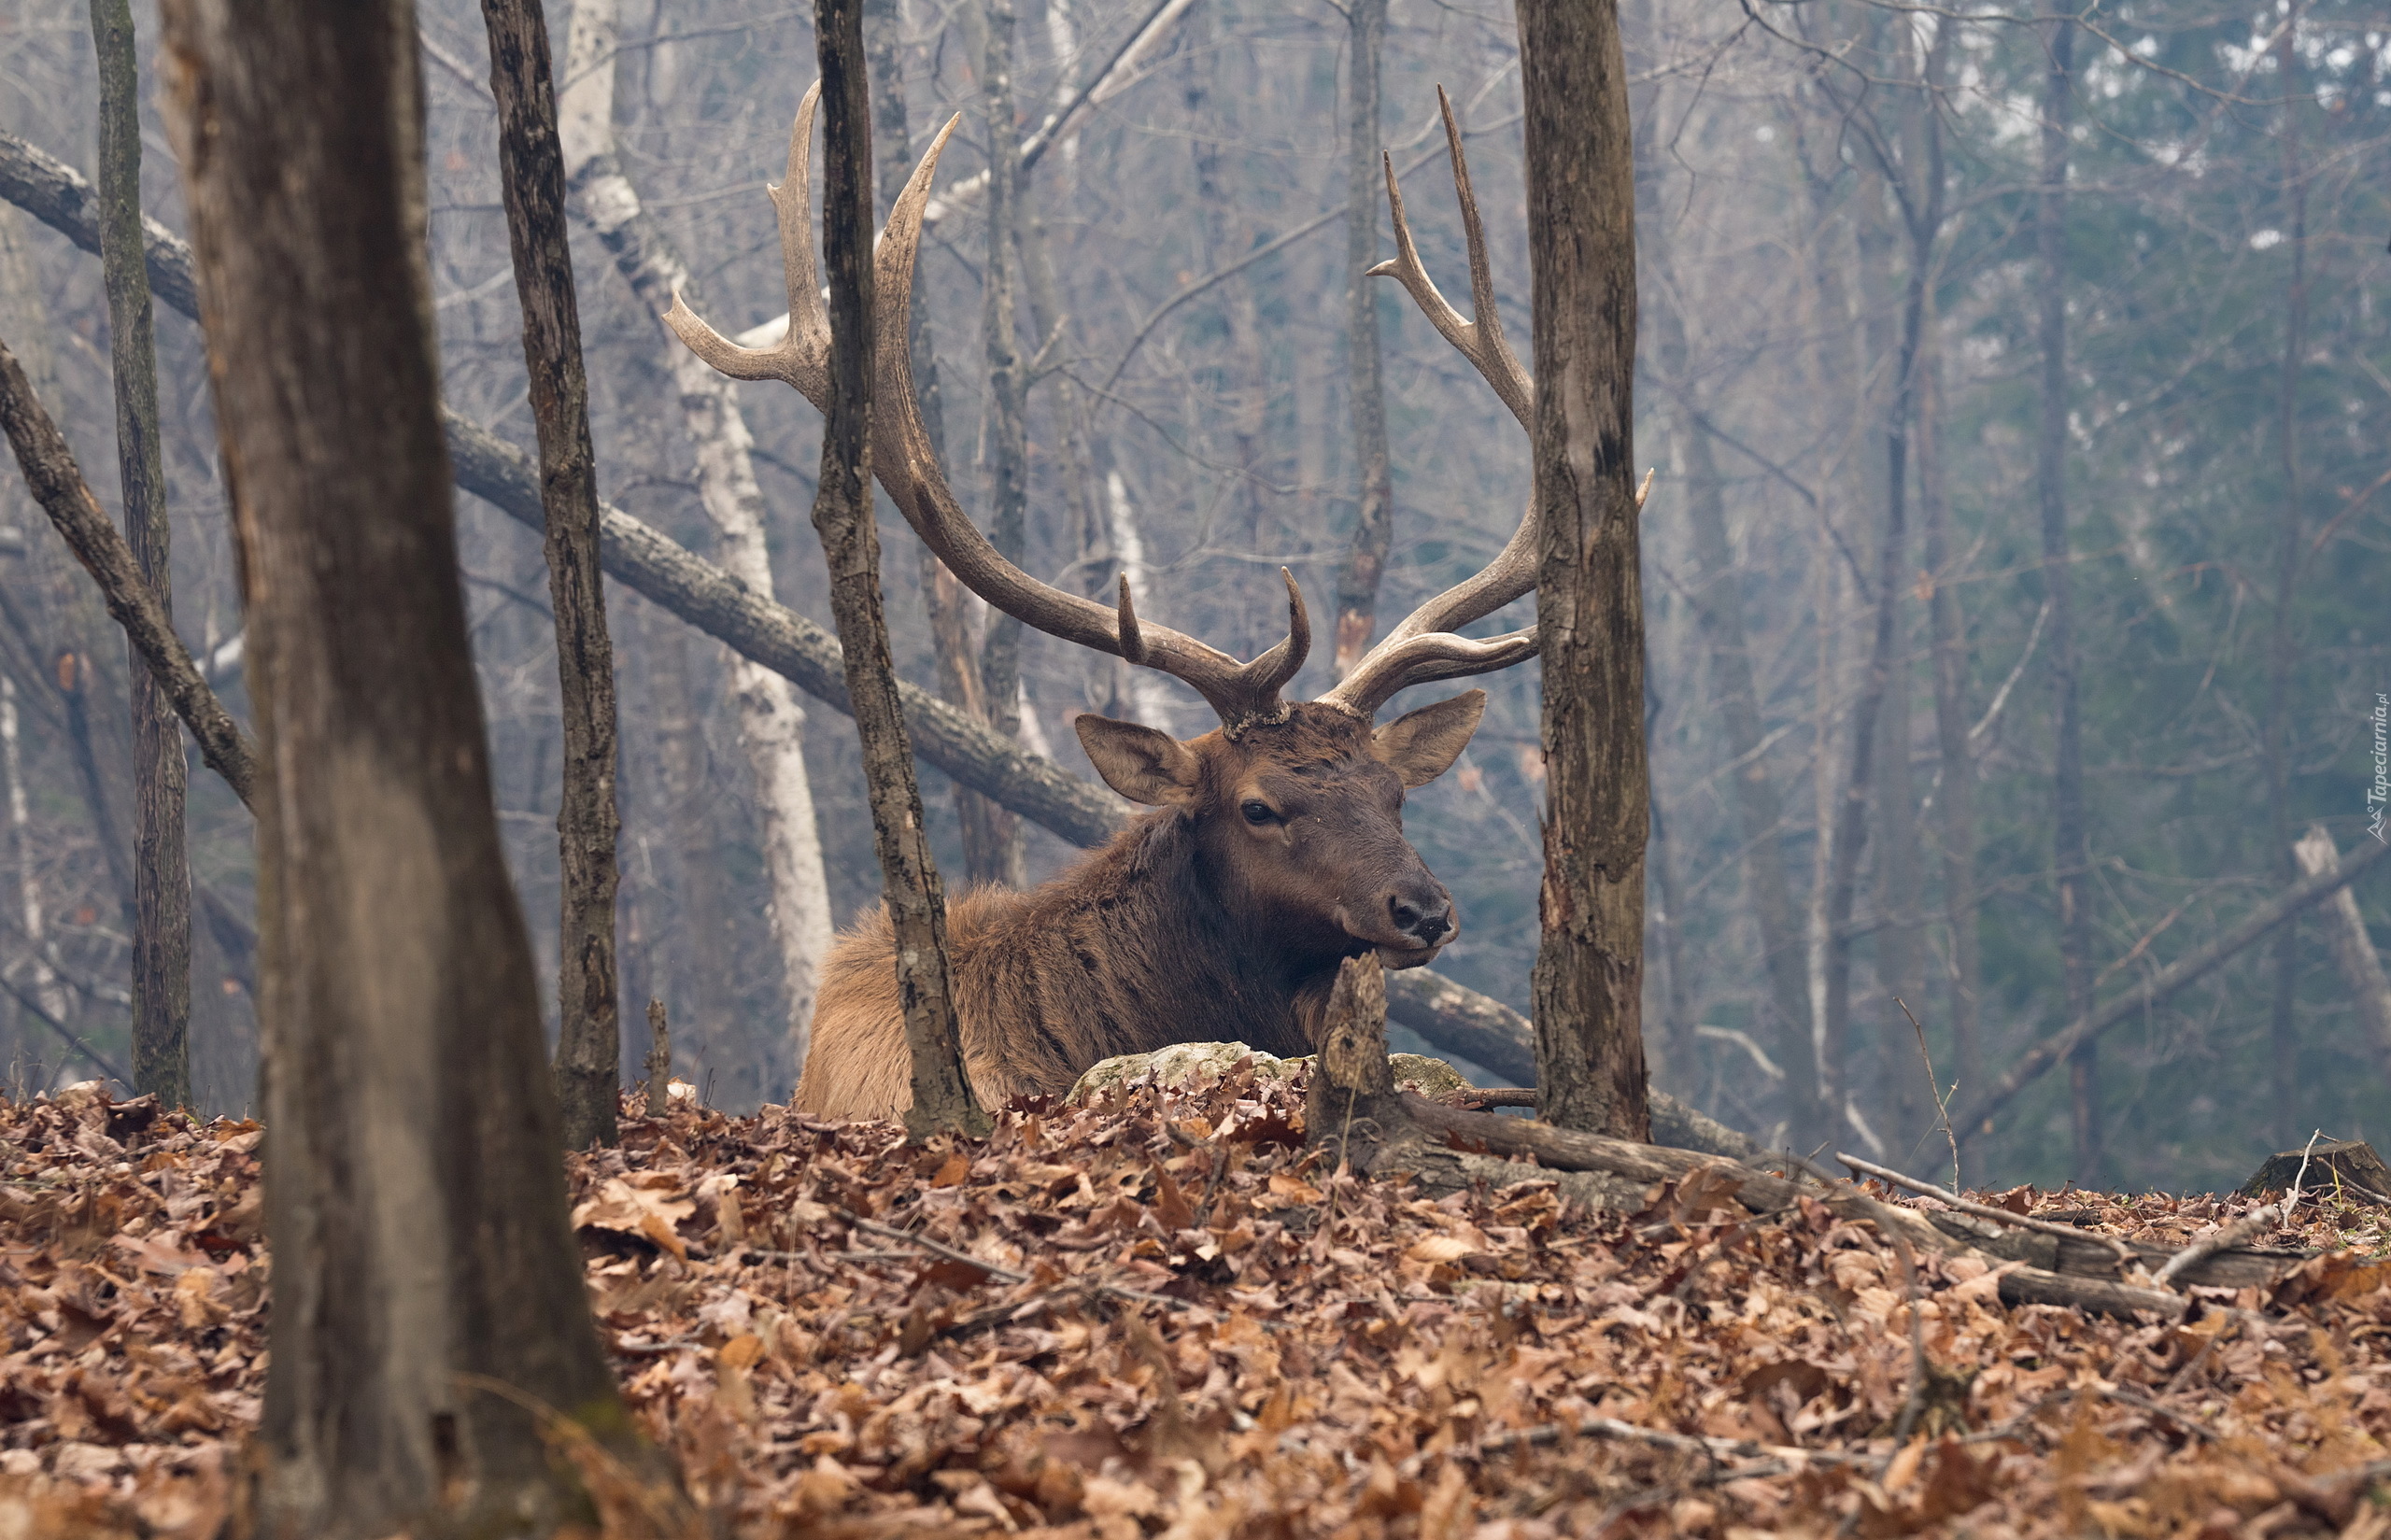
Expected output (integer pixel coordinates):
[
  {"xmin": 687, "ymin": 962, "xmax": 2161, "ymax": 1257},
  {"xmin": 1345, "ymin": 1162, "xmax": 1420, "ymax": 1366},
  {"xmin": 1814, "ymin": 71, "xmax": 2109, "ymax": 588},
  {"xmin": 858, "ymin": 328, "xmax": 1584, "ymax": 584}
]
[
  {"xmin": 1519, "ymin": 0, "xmax": 1649, "ymax": 1141},
  {"xmin": 88, "ymin": 0, "xmax": 190, "ymax": 1109},
  {"xmin": 559, "ymin": 0, "xmax": 836, "ymax": 1079},
  {"xmin": 2034, "ymin": 16, "xmax": 2097, "ymax": 1185},
  {"xmin": 483, "ymin": 0, "xmax": 623, "ymax": 1151},
  {"xmin": 1917, "ymin": 283, "xmax": 1983, "ymax": 1122},
  {"xmin": 1331, "ymin": 0, "xmax": 1392, "ymax": 676},
  {"xmin": 866, "ymin": 0, "xmax": 1012, "ymax": 880},
  {"xmin": 970, "ymin": 0, "xmax": 1028, "ymax": 888},
  {"xmin": 1643, "ymin": 222, "xmax": 1823, "ymax": 1150},
  {"xmin": 2293, "ymin": 826, "xmax": 2391, "ymax": 1077},
  {"xmin": 155, "ymin": 4, "xmax": 644, "ymax": 1531},
  {"xmin": 2263, "ymin": 14, "xmax": 2308, "ymax": 1150},
  {"xmin": 811, "ymin": 0, "xmax": 988, "ymax": 1140}
]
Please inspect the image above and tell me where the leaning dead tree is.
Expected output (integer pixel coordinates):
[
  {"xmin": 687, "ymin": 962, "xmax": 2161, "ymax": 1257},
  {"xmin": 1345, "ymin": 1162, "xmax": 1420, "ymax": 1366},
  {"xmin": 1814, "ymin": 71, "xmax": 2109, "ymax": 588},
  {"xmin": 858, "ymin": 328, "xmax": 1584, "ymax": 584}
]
[
  {"xmin": 157, "ymin": 5, "xmax": 649, "ymax": 1532},
  {"xmin": 480, "ymin": 0, "xmax": 623, "ymax": 1151},
  {"xmin": 1518, "ymin": 0, "xmax": 1652, "ymax": 1139},
  {"xmin": 669, "ymin": 57, "xmax": 988, "ymax": 1137},
  {"xmin": 88, "ymin": 0, "xmax": 188, "ymax": 1108}
]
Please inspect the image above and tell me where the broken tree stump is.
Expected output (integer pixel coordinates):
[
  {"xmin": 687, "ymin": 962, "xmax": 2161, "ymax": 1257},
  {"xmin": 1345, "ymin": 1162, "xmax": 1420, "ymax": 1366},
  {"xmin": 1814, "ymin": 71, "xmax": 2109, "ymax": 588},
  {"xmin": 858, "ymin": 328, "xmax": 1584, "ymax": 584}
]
[{"xmin": 2239, "ymin": 1138, "xmax": 2391, "ymax": 1204}]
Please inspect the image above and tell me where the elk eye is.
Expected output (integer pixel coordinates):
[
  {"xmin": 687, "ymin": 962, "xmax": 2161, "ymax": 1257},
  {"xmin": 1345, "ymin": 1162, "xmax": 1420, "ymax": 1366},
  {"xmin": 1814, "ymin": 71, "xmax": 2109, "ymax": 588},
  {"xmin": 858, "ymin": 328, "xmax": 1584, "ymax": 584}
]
[{"xmin": 1239, "ymin": 799, "xmax": 1276, "ymax": 826}]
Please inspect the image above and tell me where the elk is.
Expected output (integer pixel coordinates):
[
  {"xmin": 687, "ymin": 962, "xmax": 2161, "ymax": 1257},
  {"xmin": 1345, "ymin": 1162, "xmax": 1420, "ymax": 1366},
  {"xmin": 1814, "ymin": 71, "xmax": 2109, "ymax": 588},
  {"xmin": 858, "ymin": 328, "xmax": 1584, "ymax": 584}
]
[{"xmin": 669, "ymin": 87, "xmax": 1570, "ymax": 1120}]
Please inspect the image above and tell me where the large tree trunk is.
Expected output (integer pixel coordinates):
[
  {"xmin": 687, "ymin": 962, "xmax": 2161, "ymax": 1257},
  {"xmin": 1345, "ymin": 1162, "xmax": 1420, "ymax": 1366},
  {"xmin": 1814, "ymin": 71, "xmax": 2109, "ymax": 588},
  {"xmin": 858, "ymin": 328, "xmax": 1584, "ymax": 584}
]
[
  {"xmin": 559, "ymin": 0, "xmax": 836, "ymax": 1078},
  {"xmin": 2035, "ymin": 16, "xmax": 2098, "ymax": 1185},
  {"xmin": 1519, "ymin": 0, "xmax": 1649, "ymax": 1141},
  {"xmin": 811, "ymin": 0, "xmax": 988, "ymax": 1140},
  {"xmin": 155, "ymin": 4, "xmax": 641, "ymax": 1532},
  {"xmin": 88, "ymin": 0, "xmax": 190, "ymax": 1109},
  {"xmin": 1330, "ymin": 0, "xmax": 1392, "ymax": 676},
  {"xmin": 483, "ymin": 0, "xmax": 623, "ymax": 1151}
]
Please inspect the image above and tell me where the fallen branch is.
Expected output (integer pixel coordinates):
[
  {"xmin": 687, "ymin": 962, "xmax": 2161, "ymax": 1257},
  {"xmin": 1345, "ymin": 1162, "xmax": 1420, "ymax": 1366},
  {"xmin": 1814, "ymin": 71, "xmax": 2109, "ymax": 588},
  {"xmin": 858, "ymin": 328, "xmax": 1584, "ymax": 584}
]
[
  {"xmin": 1837, "ymin": 1151, "xmax": 2133, "ymax": 1271},
  {"xmin": 1952, "ymin": 843, "xmax": 2391, "ymax": 1137},
  {"xmin": 0, "ymin": 338, "xmax": 258, "ymax": 810},
  {"xmin": 2157, "ymin": 1132, "xmax": 2314, "ymax": 1289}
]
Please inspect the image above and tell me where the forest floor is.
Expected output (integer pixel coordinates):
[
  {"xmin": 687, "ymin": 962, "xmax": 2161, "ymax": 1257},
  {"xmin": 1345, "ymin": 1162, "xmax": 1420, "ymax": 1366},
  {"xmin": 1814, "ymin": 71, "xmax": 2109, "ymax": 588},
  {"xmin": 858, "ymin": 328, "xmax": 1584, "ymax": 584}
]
[{"xmin": 1, "ymin": 1067, "xmax": 2387, "ymax": 1539}]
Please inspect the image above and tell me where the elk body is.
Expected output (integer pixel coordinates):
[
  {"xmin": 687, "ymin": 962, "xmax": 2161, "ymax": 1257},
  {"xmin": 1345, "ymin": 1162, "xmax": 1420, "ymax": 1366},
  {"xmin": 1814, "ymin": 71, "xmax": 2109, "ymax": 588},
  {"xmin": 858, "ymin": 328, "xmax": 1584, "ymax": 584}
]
[{"xmin": 669, "ymin": 88, "xmax": 1570, "ymax": 1120}]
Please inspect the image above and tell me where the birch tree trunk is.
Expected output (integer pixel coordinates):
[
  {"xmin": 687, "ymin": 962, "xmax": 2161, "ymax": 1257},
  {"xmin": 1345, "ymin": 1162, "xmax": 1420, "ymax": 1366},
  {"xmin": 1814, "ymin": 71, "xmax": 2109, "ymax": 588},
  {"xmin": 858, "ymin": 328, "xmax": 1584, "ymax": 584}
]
[
  {"xmin": 482, "ymin": 0, "xmax": 622, "ymax": 1150},
  {"xmin": 88, "ymin": 0, "xmax": 190, "ymax": 1107},
  {"xmin": 156, "ymin": 4, "xmax": 645, "ymax": 1529},
  {"xmin": 561, "ymin": 0, "xmax": 834, "ymax": 1081},
  {"xmin": 1519, "ymin": 0, "xmax": 1649, "ymax": 1141}
]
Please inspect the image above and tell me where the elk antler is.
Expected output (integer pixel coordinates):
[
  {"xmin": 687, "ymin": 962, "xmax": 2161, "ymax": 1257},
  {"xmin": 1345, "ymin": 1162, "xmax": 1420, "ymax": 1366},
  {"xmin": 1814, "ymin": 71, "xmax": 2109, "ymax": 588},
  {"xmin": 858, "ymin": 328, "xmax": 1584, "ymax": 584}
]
[
  {"xmin": 667, "ymin": 92, "xmax": 1312, "ymax": 736},
  {"xmin": 1322, "ymin": 86, "xmax": 1552, "ymax": 723}
]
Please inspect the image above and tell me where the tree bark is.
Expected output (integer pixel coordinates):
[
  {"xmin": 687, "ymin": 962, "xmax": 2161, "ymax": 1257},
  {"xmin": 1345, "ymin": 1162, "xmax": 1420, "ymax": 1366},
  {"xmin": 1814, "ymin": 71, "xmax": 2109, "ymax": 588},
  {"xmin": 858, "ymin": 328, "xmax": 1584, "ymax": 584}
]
[
  {"xmin": 812, "ymin": 0, "xmax": 988, "ymax": 1140},
  {"xmin": 2034, "ymin": 16, "xmax": 2097, "ymax": 1185},
  {"xmin": 481, "ymin": 0, "xmax": 623, "ymax": 1151},
  {"xmin": 155, "ymin": 3, "xmax": 643, "ymax": 1531},
  {"xmin": 1331, "ymin": 0, "xmax": 1392, "ymax": 676},
  {"xmin": 559, "ymin": 0, "xmax": 836, "ymax": 1078},
  {"xmin": 2263, "ymin": 14, "xmax": 2308, "ymax": 1150},
  {"xmin": 2293, "ymin": 827, "xmax": 2391, "ymax": 1080},
  {"xmin": 0, "ymin": 339, "xmax": 259, "ymax": 807},
  {"xmin": 969, "ymin": 0, "xmax": 1029, "ymax": 887},
  {"xmin": 1519, "ymin": 0, "xmax": 1649, "ymax": 1141},
  {"xmin": 87, "ymin": 0, "xmax": 190, "ymax": 1109}
]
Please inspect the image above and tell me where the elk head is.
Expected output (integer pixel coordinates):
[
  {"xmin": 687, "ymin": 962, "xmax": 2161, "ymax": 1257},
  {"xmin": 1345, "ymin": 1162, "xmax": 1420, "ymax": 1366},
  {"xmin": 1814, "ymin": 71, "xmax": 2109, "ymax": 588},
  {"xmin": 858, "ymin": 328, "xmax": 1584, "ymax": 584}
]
[{"xmin": 665, "ymin": 86, "xmax": 1594, "ymax": 971}]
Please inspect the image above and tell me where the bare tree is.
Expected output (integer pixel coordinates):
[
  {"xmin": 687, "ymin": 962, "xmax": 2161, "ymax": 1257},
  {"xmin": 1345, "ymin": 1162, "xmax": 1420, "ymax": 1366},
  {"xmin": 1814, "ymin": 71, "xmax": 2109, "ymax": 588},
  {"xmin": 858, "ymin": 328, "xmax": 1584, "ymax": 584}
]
[
  {"xmin": 2036, "ymin": 12, "xmax": 2098, "ymax": 1185},
  {"xmin": 481, "ymin": 0, "xmax": 623, "ymax": 1149},
  {"xmin": 1519, "ymin": 0, "xmax": 1649, "ymax": 1140},
  {"xmin": 155, "ymin": 1, "xmax": 645, "ymax": 1529},
  {"xmin": 560, "ymin": 0, "xmax": 837, "ymax": 1082},
  {"xmin": 969, "ymin": 0, "xmax": 1030, "ymax": 887},
  {"xmin": 87, "ymin": 0, "xmax": 188, "ymax": 1106},
  {"xmin": 1331, "ymin": 0, "xmax": 1392, "ymax": 676}
]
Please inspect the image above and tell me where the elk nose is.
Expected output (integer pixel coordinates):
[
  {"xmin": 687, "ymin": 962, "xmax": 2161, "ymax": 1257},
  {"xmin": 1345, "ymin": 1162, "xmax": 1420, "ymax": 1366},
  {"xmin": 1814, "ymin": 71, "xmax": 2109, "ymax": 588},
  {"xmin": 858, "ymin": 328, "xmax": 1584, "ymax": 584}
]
[{"xmin": 1388, "ymin": 892, "xmax": 1452, "ymax": 946}]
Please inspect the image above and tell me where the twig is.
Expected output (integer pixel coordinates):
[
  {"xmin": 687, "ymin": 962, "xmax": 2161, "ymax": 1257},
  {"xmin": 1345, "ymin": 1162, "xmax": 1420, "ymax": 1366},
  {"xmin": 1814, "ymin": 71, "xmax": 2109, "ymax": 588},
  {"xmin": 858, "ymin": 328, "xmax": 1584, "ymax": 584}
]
[
  {"xmin": 1894, "ymin": 997, "xmax": 1959, "ymax": 1193},
  {"xmin": 1442, "ymin": 1087, "xmax": 1537, "ymax": 1109},
  {"xmin": 1464, "ymin": 1414, "xmax": 1869, "ymax": 1468},
  {"xmin": 2098, "ymin": 1383, "xmax": 2217, "ymax": 1442},
  {"xmin": 1889, "ymin": 1231, "xmax": 1927, "ymax": 1445},
  {"xmin": 2156, "ymin": 1130, "xmax": 2317, "ymax": 1290},
  {"xmin": 821, "ymin": 1211, "xmax": 1189, "ymax": 1311},
  {"xmin": 1835, "ymin": 1151, "xmax": 2135, "ymax": 1269}
]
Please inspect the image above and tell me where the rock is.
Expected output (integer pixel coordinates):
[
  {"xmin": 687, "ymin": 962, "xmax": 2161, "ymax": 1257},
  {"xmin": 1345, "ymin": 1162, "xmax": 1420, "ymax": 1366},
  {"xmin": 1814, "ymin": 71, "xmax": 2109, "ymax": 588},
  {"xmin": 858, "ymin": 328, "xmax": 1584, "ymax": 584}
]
[
  {"xmin": 2238, "ymin": 1138, "xmax": 2391, "ymax": 1204},
  {"xmin": 1068, "ymin": 1043, "xmax": 1298, "ymax": 1102},
  {"xmin": 1067, "ymin": 1042, "xmax": 1475, "ymax": 1105}
]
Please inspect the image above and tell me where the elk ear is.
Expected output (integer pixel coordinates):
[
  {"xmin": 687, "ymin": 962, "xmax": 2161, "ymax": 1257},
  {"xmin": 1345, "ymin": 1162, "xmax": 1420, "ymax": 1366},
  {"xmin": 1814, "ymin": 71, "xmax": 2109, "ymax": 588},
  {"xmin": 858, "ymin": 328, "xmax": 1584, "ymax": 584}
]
[
  {"xmin": 1076, "ymin": 714, "xmax": 1202, "ymax": 807},
  {"xmin": 1370, "ymin": 689, "xmax": 1486, "ymax": 788}
]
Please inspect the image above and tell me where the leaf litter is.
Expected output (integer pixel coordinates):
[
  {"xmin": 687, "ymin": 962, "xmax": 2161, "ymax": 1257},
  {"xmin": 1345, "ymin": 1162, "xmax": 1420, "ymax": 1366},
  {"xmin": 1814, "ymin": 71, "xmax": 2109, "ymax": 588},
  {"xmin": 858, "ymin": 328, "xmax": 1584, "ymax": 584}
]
[{"xmin": 4, "ymin": 1065, "xmax": 2390, "ymax": 1537}]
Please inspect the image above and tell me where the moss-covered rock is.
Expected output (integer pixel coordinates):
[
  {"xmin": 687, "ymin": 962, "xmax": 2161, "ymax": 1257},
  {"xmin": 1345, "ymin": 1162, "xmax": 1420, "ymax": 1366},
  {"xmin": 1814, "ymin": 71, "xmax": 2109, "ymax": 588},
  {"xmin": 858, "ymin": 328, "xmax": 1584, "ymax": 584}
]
[{"xmin": 1067, "ymin": 1042, "xmax": 1475, "ymax": 1105}]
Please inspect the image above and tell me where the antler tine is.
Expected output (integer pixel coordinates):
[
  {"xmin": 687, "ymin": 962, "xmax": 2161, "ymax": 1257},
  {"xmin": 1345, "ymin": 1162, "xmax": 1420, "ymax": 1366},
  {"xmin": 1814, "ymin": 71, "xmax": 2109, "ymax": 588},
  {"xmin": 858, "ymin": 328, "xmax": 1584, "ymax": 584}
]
[
  {"xmin": 663, "ymin": 85, "xmax": 830, "ymax": 397},
  {"xmin": 866, "ymin": 116, "xmax": 1301, "ymax": 734},
  {"xmin": 1323, "ymin": 86, "xmax": 1549, "ymax": 721},
  {"xmin": 1366, "ymin": 85, "xmax": 1531, "ymax": 430}
]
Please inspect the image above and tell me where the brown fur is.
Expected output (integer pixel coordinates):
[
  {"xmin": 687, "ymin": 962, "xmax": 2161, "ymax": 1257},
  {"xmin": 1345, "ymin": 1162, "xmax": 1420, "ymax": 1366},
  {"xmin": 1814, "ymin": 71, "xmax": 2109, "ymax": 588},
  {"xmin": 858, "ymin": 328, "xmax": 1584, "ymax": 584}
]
[{"xmin": 797, "ymin": 699, "xmax": 1476, "ymax": 1119}]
